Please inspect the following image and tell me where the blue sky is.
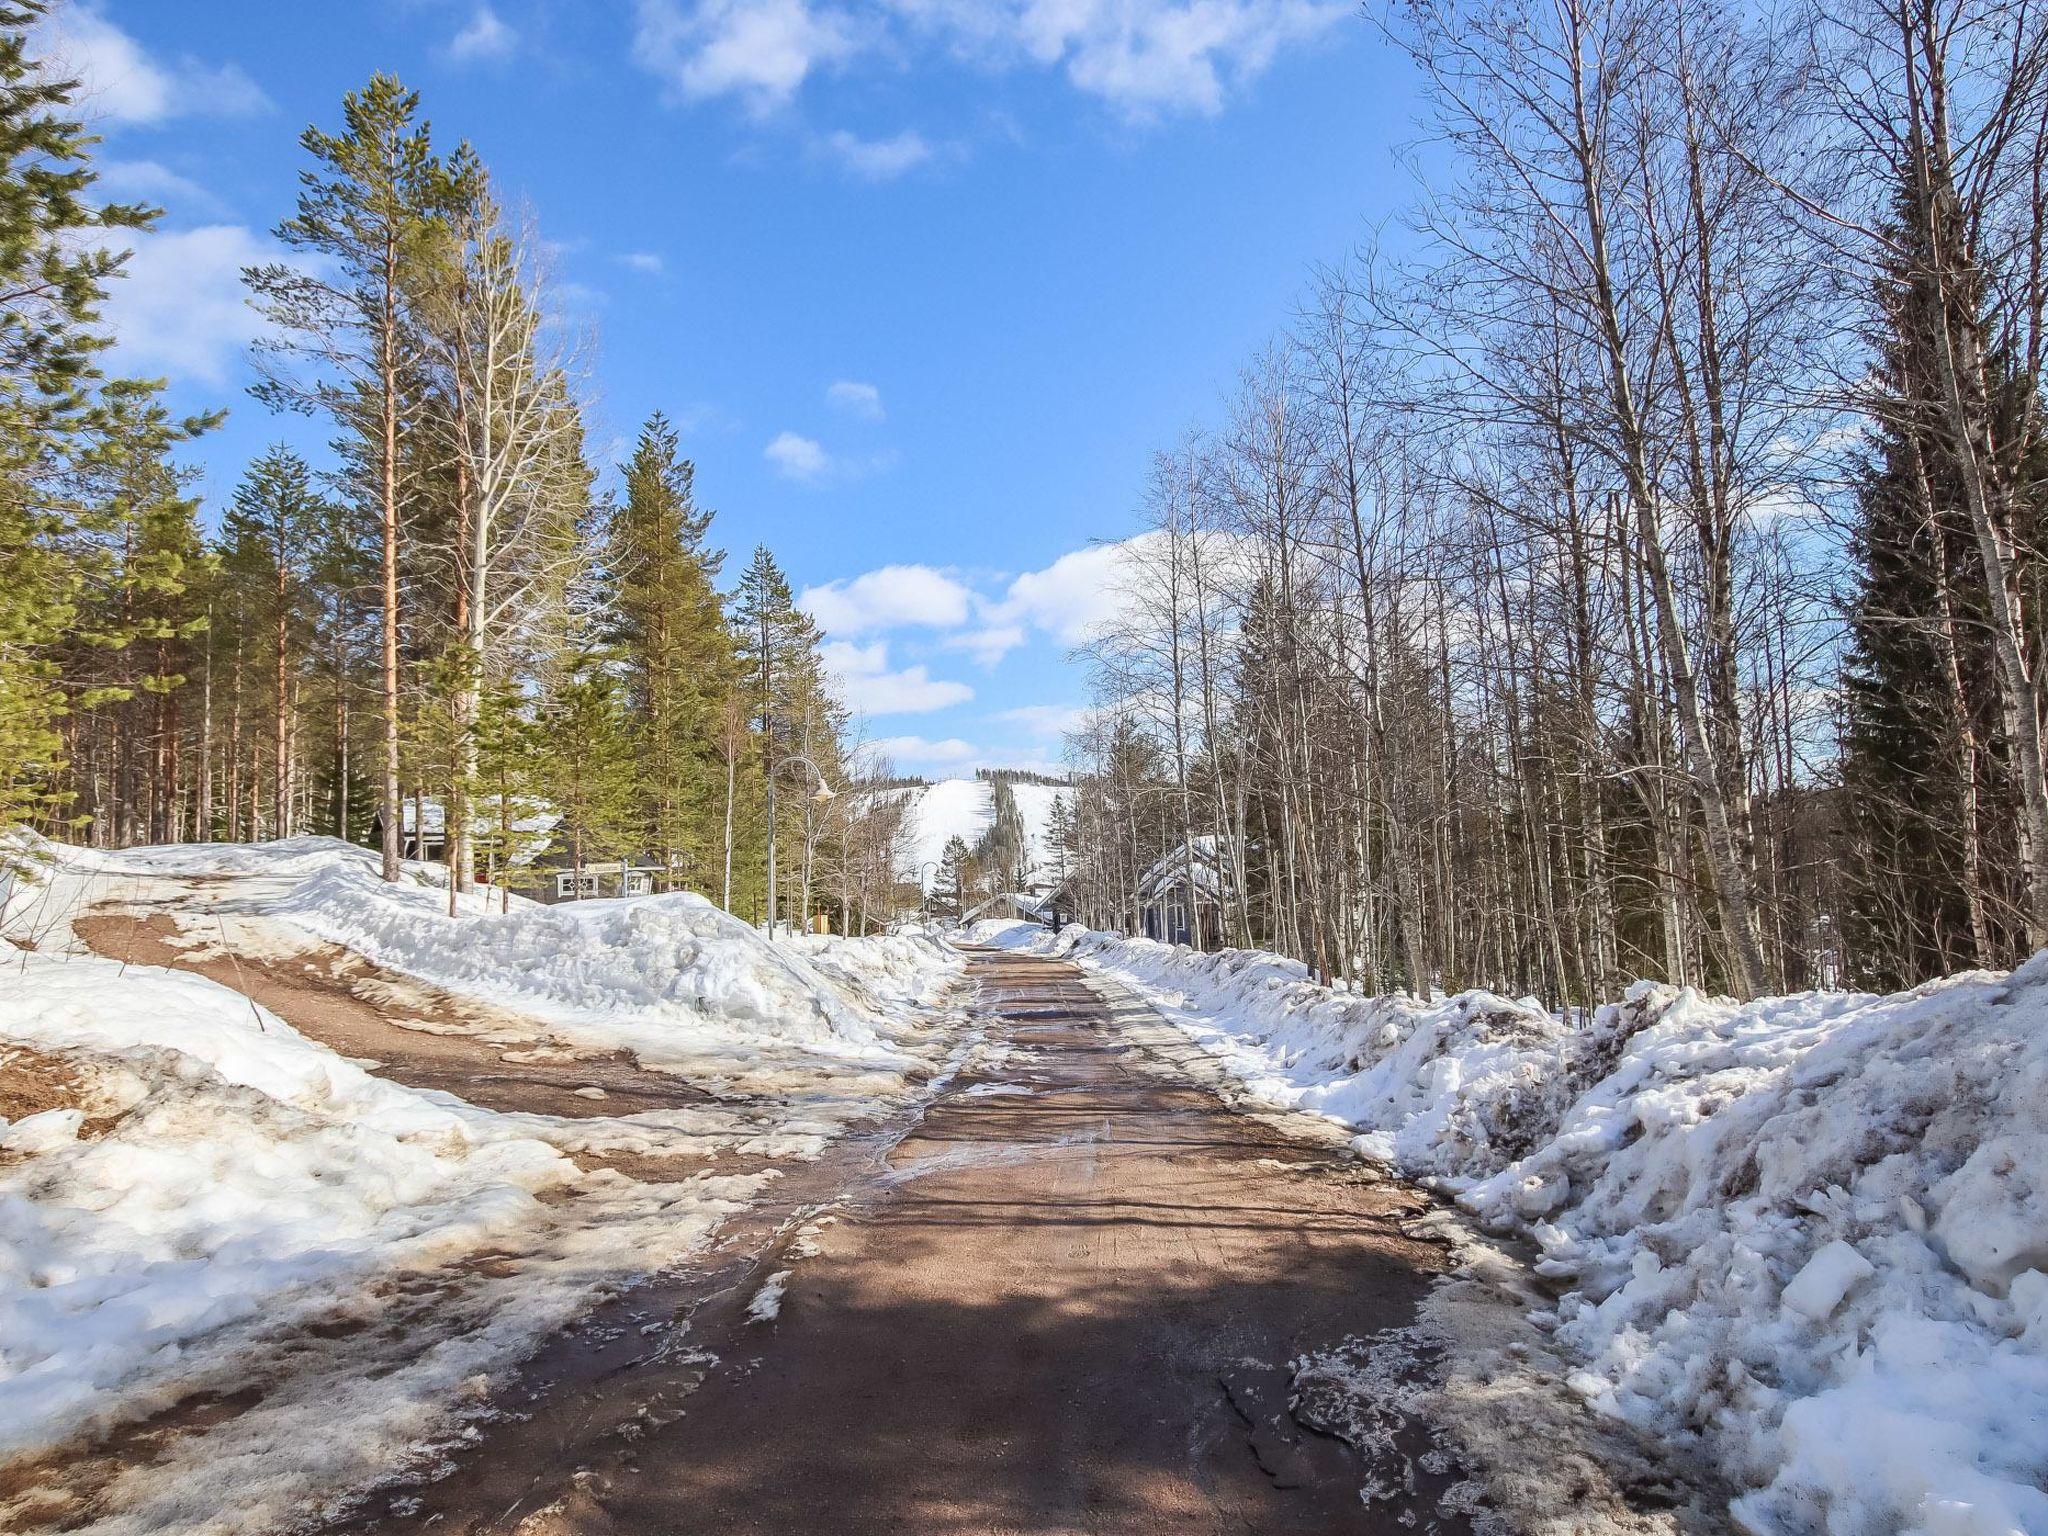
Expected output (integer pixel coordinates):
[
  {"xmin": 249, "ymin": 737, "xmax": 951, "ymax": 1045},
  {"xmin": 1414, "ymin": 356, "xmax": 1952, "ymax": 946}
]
[{"xmin": 42, "ymin": 0, "xmax": 1421, "ymax": 776}]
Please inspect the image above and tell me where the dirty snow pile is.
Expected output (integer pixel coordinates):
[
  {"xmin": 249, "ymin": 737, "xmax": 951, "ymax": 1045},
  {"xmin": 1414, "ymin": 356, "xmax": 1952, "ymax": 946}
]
[
  {"xmin": 0, "ymin": 951, "xmax": 611, "ymax": 1464},
  {"xmin": 788, "ymin": 930, "xmax": 963, "ymax": 1013},
  {"xmin": 8, "ymin": 835, "xmax": 962, "ymax": 1076},
  {"xmin": 1020, "ymin": 921, "xmax": 2048, "ymax": 1536},
  {"xmin": 264, "ymin": 845, "xmax": 947, "ymax": 1063}
]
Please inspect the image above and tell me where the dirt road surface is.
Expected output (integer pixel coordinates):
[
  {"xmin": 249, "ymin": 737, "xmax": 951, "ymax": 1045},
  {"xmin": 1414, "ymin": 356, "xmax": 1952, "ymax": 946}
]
[{"xmin": 330, "ymin": 947, "xmax": 1481, "ymax": 1536}]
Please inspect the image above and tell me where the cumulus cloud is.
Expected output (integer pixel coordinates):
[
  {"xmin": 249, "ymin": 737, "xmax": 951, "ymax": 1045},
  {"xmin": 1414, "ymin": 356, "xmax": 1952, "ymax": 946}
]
[
  {"xmin": 821, "ymin": 639, "xmax": 974, "ymax": 716},
  {"xmin": 632, "ymin": 0, "xmax": 861, "ymax": 113},
  {"xmin": 820, "ymin": 128, "xmax": 933, "ymax": 180},
  {"xmin": 764, "ymin": 430, "xmax": 896, "ymax": 485},
  {"xmin": 38, "ymin": 3, "xmax": 269, "ymax": 125},
  {"xmin": 635, "ymin": 0, "xmax": 1345, "ymax": 123},
  {"xmin": 825, "ymin": 379, "xmax": 884, "ymax": 421},
  {"xmin": 990, "ymin": 534, "xmax": 1158, "ymax": 646},
  {"xmin": 802, "ymin": 564, "xmax": 974, "ymax": 634},
  {"xmin": 944, "ymin": 623, "xmax": 1026, "ymax": 667},
  {"xmin": 1018, "ymin": 0, "xmax": 1347, "ymax": 119},
  {"xmin": 446, "ymin": 6, "xmax": 518, "ymax": 64},
  {"xmin": 101, "ymin": 224, "xmax": 280, "ymax": 386},
  {"xmin": 764, "ymin": 430, "xmax": 831, "ymax": 482}
]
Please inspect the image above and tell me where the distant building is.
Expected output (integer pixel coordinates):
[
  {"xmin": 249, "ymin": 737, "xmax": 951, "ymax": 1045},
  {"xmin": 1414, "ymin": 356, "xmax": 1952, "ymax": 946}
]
[
  {"xmin": 370, "ymin": 796, "xmax": 664, "ymax": 904},
  {"xmin": 1136, "ymin": 838, "xmax": 1238, "ymax": 949},
  {"xmin": 960, "ymin": 890, "xmax": 1052, "ymax": 927}
]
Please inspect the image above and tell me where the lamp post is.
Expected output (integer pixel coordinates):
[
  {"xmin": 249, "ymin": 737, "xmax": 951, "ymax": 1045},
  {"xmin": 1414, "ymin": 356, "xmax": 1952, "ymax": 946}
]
[{"xmin": 766, "ymin": 752, "xmax": 836, "ymax": 942}]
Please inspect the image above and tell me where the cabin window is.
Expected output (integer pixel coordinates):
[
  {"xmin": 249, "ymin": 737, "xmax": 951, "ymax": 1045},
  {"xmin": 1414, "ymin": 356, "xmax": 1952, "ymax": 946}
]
[
  {"xmin": 555, "ymin": 871, "xmax": 601, "ymax": 899},
  {"xmin": 624, "ymin": 871, "xmax": 653, "ymax": 896}
]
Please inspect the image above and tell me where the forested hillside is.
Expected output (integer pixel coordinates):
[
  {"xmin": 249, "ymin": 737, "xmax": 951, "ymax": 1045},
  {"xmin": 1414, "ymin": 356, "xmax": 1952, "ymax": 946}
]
[{"xmin": 0, "ymin": 6, "xmax": 905, "ymax": 930}]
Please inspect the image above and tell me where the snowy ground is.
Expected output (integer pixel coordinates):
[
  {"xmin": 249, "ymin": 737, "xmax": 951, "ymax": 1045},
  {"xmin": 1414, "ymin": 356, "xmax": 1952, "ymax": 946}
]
[
  {"xmin": 0, "ymin": 837, "xmax": 965, "ymax": 1533},
  {"xmin": 963, "ymin": 918, "xmax": 2048, "ymax": 1536}
]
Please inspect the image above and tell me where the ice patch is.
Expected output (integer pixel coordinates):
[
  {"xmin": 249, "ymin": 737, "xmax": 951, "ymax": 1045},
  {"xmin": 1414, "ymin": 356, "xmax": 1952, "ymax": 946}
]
[{"xmin": 747, "ymin": 1269, "xmax": 792, "ymax": 1324}]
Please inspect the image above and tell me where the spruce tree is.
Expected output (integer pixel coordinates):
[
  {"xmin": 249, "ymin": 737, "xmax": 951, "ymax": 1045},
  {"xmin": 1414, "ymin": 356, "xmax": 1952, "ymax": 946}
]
[
  {"xmin": 731, "ymin": 545, "xmax": 821, "ymax": 931},
  {"xmin": 1839, "ymin": 185, "xmax": 2046, "ymax": 985},
  {"xmin": 609, "ymin": 412, "xmax": 734, "ymax": 891},
  {"xmin": 935, "ymin": 834, "xmax": 973, "ymax": 920}
]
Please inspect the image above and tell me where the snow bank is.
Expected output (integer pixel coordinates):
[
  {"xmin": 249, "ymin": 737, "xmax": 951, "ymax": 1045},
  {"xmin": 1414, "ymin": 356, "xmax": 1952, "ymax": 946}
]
[
  {"xmin": 281, "ymin": 864, "xmax": 872, "ymax": 1048},
  {"xmin": 786, "ymin": 930, "xmax": 962, "ymax": 1013},
  {"xmin": 959, "ymin": 917, "xmax": 1058, "ymax": 949},
  {"xmin": 1061, "ymin": 926, "xmax": 2048, "ymax": 1536},
  {"xmin": 5, "ymin": 837, "xmax": 962, "ymax": 1078},
  {"xmin": 0, "ymin": 952, "xmax": 577, "ymax": 1462}
]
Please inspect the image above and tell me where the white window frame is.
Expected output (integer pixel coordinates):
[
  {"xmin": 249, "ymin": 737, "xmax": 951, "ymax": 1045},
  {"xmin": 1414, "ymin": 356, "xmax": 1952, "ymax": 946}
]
[
  {"xmin": 555, "ymin": 871, "xmax": 601, "ymax": 899},
  {"xmin": 623, "ymin": 871, "xmax": 653, "ymax": 896}
]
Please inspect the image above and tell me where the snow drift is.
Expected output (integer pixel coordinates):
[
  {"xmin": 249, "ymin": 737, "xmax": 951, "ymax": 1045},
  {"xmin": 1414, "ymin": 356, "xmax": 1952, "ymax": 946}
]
[
  {"xmin": 277, "ymin": 858, "xmax": 901, "ymax": 1054},
  {"xmin": 9, "ymin": 835, "xmax": 963, "ymax": 1075},
  {"xmin": 1014, "ymin": 921, "xmax": 2048, "ymax": 1536},
  {"xmin": 0, "ymin": 952, "xmax": 579, "ymax": 1462}
]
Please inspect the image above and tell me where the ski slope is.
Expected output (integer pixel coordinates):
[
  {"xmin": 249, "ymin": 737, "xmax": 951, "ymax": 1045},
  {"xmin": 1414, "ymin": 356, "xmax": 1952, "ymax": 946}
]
[{"xmin": 891, "ymin": 776, "xmax": 1069, "ymax": 893}]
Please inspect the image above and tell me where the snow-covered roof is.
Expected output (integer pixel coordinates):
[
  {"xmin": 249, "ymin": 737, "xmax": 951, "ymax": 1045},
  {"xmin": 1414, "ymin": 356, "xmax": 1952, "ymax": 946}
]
[
  {"xmin": 1137, "ymin": 837, "xmax": 1237, "ymax": 904},
  {"xmin": 397, "ymin": 796, "xmax": 562, "ymax": 865}
]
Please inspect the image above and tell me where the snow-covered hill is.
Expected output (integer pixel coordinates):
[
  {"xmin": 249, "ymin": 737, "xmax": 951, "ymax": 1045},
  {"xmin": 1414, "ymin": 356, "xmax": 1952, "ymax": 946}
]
[{"xmin": 890, "ymin": 775, "xmax": 1071, "ymax": 892}]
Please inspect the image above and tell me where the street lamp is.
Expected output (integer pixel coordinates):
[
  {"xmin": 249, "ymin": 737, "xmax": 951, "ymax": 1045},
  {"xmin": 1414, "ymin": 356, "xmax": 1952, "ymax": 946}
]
[{"xmin": 766, "ymin": 752, "xmax": 836, "ymax": 942}]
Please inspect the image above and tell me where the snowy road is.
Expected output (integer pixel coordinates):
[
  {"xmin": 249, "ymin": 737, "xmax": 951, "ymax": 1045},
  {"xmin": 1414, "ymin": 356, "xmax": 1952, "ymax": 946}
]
[{"xmin": 339, "ymin": 949, "xmax": 1492, "ymax": 1535}]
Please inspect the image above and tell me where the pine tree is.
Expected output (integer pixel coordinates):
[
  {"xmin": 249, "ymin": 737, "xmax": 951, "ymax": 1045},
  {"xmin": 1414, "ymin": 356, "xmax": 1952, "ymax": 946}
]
[
  {"xmin": 61, "ymin": 381, "xmax": 218, "ymax": 845},
  {"xmin": 219, "ymin": 447, "xmax": 330, "ymax": 838},
  {"xmin": 609, "ymin": 412, "xmax": 735, "ymax": 892},
  {"xmin": 0, "ymin": 2, "xmax": 157, "ymax": 857},
  {"xmin": 247, "ymin": 73, "xmax": 465, "ymax": 881}
]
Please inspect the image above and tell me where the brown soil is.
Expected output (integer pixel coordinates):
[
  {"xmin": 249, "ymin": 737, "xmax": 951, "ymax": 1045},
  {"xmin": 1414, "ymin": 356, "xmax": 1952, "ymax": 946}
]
[
  {"xmin": 326, "ymin": 951, "xmax": 1477, "ymax": 1536},
  {"xmin": 73, "ymin": 911, "xmax": 722, "ymax": 1127},
  {"xmin": 0, "ymin": 1045, "xmax": 121, "ymax": 1139}
]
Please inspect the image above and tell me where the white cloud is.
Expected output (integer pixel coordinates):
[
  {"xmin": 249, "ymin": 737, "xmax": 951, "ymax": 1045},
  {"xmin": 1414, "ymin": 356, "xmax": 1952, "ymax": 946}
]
[
  {"xmin": 95, "ymin": 158, "xmax": 219, "ymax": 214},
  {"xmin": 944, "ymin": 623, "xmax": 1026, "ymax": 667},
  {"xmin": 101, "ymin": 224, "xmax": 278, "ymax": 385},
  {"xmin": 617, "ymin": 250, "xmax": 666, "ymax": 275},
  {"xmin": 636, "ymin": 0, "xmax": 1345, "ymax": 123},
  {"xmin": 820, "ymin": 128, "xmax": 933, "ymax": 180},
  {"xmin": 870, "ymin": 734, "xmax": 981, "ymax": 772},
  {"xmin": 764, "ymin": 429, "xmax": 831, "ymax": 482},
  {"xmin": 991, "ymin": 534, "xmax": 1156, "ymax": 646},
  {"xmin": 38, "ymin": 3, "xmax": 269, "ymax": 125},
  {"xmin": 825, "ymin": 379, "xmax": 884, "ymax": 421},
  {"xmin": 993, "ymin": 702, "xmax": 1087, "ymax": 739},
  {"xmin": 447, "ymin": 6, "xmax": 518, "ymax": 64},
  {"xmin": 1013, "ymin": 0, "xmax": 1347, "ymax": 119},
  {"xmin": 802, "ymin": 564, "xmax": 974, "ymax": 634},
  {"xmin": 821, "ymin": 639, "xmax": 974, "ymax": 715},
  {"xmin": 632, "ymin": 0, "xmax": 861, "ymax": 114}
]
